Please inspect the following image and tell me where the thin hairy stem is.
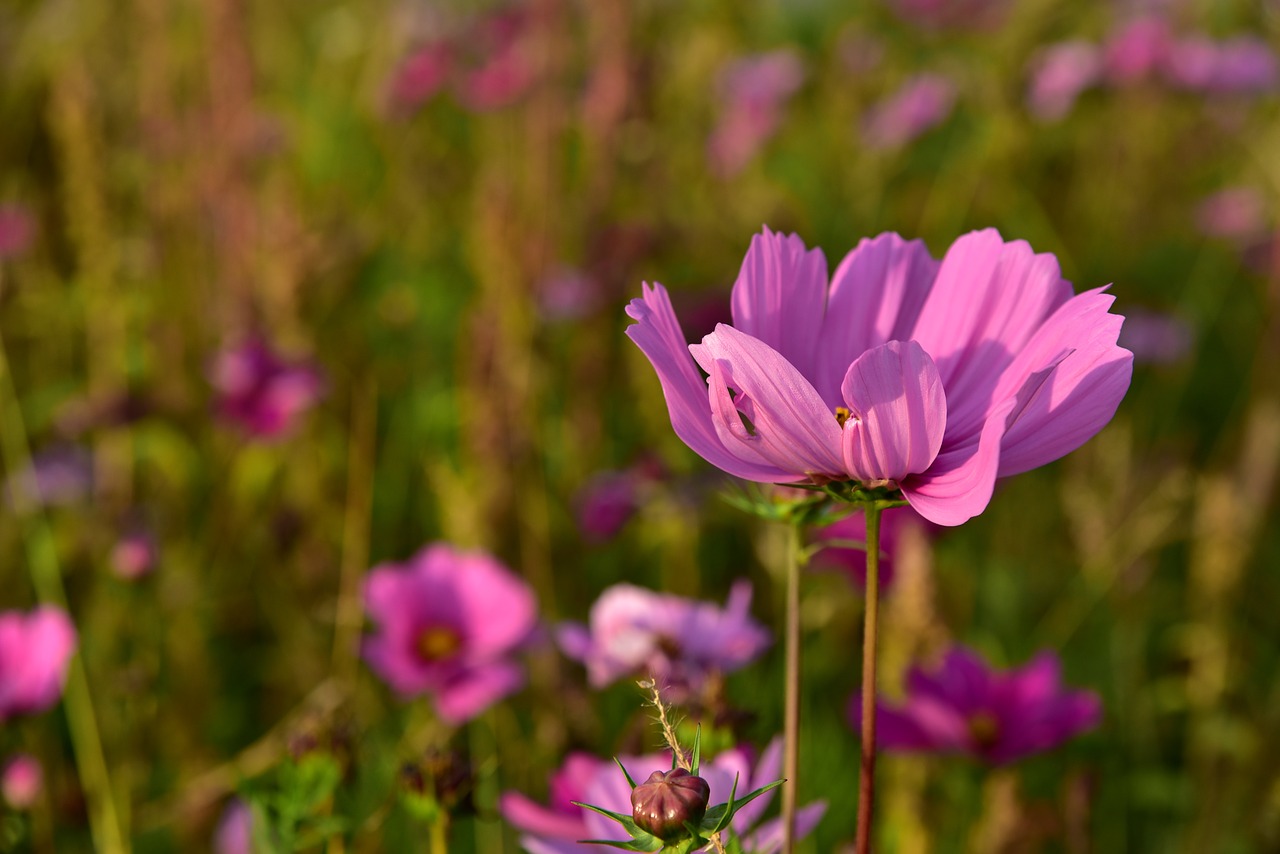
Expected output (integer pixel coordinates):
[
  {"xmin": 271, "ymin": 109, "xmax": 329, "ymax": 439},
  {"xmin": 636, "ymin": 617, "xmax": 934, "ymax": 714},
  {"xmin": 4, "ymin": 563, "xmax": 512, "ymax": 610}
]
[{"xmin": 855, "ymin": 505, "xmax": 884, "ymax": 854}]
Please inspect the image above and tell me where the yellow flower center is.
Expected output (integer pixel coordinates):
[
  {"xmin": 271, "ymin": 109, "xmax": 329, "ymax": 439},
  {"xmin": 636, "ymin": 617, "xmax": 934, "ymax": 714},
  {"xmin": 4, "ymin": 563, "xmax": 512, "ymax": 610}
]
[
  {"xmin": 967, "ymin": 712, "xmax": 1000, "ymax": 750},
  {"xmin": 416, "ymin": 626, "xmax": 462, "ymax": 663},
  {"xmin": 835, "ymin": 406, "xmax": 855, "ymax": 427}
]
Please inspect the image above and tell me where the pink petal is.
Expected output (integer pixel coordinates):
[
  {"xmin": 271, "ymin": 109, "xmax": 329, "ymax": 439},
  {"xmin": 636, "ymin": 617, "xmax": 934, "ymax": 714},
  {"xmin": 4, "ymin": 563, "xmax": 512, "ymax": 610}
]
[
  {"xmin": 447, "ymin": 550, "xmax": 537, "ymax": 657},
  {"xmin": 692, "ymin": 325, "xmax": 846, "ymax": 479},
  {"xmin": 818, "ymin": 233, "xmax": 939, "ymax": 404},
  {"xmin": 839, "ymin": 341, "xmax": 947, "ymax": 483},
  {"xmin": 730, "ymin": 228, "xmax": 829, "ymax": 382},
  {"xmin": 745, "ymin": 801, "xmax": 828, "ymax": 854},
  {"xmin": 499, "ymin": 792, "xmax": 585, "ymax": 840},
  {"xmin": 626, "ymin": 284, "xmax": 791, "ymax": 482},
  {"xmin": 994, "ymin": 289, "xmax": 1133, "ymax": 476},
  {"xmin": 901, "ymin": 397, "xmax": 1014, "ymax": 526},
  {"xmin": 434, "ymin": 661, "xmax": 525, "ymax": 724},
  {"xmin": 909, "ymin": 230, "xmax": 1074, "ymax": 444}
]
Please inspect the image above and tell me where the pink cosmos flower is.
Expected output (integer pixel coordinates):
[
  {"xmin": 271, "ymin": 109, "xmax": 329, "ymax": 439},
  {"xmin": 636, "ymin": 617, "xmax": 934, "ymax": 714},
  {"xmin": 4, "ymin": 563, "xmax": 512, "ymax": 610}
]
[
  {"xmin": 853, "ymin": 646, "xmax": 1101, "ymax": 765},
  {"xmin": 811, "ymin": 505, "xmax": 933, "ymax": 590},
  {"xmin": 0, "ymin": 607, "xmax": 77, "ymax": 720},
  {"xmin": 500, "ymin": 740, "xmax": 826, "ymax": 854},
  {"xmin": 2, "ymin": 754, "xmax": 42, "ymax": 809},
  {"xmin": 625, "ymin": 227, "xmax": 1133, "ymax": 526},
  {"xmin": 362, "ymin": 543, "xmax": 537, "ymax": 724},
  {"xmin": 862, "ymin": 73, "xmax": 956, "ymax": 151},
  {"xmin": 1103, "ymin": 17, "xmax": 1174, "ymax": 84},
  {"xmin": 707, "ymin": 50, "xmax": 805, "ymax": 178},
  {"xmin": 210, "ymin": 340, "xmax": 325, "ymax": 440},
  {"xmin": 454, "ymin": 8, "xmax": 537, "ymax": 112},
  {"xmin": 389, "ymin": 42, "xmax": 454, "ymax": 113},
  {"xmin": 1165, "ymin": 35, "xmax": 1279, "ymax": 94},
  {"xmin": 214, "ymin": 798, "xmax": 254, "ymax": 854},
  {"xmin": 111, "ymin": 527, "xmax": 157, "ymax": 580},
  {"xmin": 556, "ymin": 581, "xmax": 770, "ymax": 699},
  {"xmin": 0, "ymin": 204, "xmax": 35, "ymax": 260},
  {"xmin": 1027, "ymin": 41, "xmax": 1103, "ymax": 121}
]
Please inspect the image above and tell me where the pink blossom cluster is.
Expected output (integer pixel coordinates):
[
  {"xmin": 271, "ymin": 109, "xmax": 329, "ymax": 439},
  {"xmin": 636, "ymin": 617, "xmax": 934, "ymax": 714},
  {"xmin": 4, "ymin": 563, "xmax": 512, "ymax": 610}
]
[
  {"xmin": 389, "ymin": 6, "xmax": 538, "ymax": 115},
  {"xmin": 1028, "ymin": 18, "xmax": 1279, "ymax": 120}
]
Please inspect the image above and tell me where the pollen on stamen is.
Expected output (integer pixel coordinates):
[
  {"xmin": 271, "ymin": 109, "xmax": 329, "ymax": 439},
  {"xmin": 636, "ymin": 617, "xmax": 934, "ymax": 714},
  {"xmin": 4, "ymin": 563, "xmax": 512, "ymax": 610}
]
[{"xmin": 835, "ymin": 406, "xmax": 855, "ymax": 427}]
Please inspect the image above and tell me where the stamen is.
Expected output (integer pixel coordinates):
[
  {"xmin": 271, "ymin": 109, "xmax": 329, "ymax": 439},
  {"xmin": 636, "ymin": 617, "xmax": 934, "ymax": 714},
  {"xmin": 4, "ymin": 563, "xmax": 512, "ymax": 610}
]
[{"xmin": 835, "ymin": 406, "xmax": 855, "ymax": 427}]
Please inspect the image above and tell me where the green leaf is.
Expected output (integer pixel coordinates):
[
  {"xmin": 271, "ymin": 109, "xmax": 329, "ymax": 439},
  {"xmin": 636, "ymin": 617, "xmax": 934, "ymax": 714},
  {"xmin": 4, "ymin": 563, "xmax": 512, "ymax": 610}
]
[
  {"xmin": 705, "ymin": 779, "xmax": 785, "ymax": 834},
  {"xmin": 573, "ymin": 801, "xmax": 634, "ymax": 827},
  {"xmin": 576, "ymin": 838, "xmax": 665, "ymax": 852},
  {"xmin": 690, "ymin": 726, "xmax": 702, "ymax": 776},
  {"xmin": 614, "ymin": 756, "xmax": 638, "ymax": 790}
]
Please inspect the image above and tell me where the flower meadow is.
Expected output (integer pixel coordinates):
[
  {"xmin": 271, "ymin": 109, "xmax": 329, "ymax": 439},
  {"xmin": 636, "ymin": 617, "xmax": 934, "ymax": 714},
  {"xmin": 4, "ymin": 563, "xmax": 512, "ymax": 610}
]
[{"xmin": 1, "ymin": 1, "xmax": 1278, "ymax": 851}]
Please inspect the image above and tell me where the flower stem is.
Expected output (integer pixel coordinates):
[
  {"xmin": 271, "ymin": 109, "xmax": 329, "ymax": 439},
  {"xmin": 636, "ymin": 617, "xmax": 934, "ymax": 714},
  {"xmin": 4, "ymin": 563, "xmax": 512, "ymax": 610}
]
[
  {"xmin": 855, "ymin": 504, "xmax": 883, "ymax": 854},
  {"xmin": 0, "ymin": 335, "xmax": 125, "ymax": 853},
  {"xmin": 781, "ymin": 518, "xmax": 803, "ymax": 854}
]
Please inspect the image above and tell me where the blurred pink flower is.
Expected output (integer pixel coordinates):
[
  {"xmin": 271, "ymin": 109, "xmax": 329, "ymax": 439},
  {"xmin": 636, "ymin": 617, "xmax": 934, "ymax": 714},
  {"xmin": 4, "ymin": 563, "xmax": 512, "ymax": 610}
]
[
  {"xmin": 111, "ymin": 527, "xmax": 157, "ymax": 580},
  {"xmin": 0, "ymin": 204, "xmax": 35, "ymax": 260},
  {"xmin": 811, "ymin": 505, "xmax": 934, "ymax": 590},
  {"xmin": 626, "ymin": 227, "xmax": 1133, "ymax": 526},
  {"xmin": 707, "ymin": 50, "xmax": 805, "ymax": 178},
  {"xmin": 1166, "ymin": 36, "xmax": 1279, "ymax": 93},
  {"xmin": 1103, "ymin": 17, "xmax": 1174, "ymax": 84},
  {"xmin": 389, "ymin": 42, "xmax": 453, "ymax": 113},
  {"xmin": 5, "ymin": 445, "xmax": 92, "ymax": 508},
  {"xmin": 852, "ymin": 646, "xmax": 1101, "ymax": 764},
  {"xmin": 500, "ymin": 739, "xmax": 826, "ymax": 854},
  {"xmin": 1, "ymin": 754, "xmax": 42, "ymax": 809},
  {"xmin": 1027, "ymin": 41, "xmax": 1103, "ymax": 121},
  {"xmin": 862, "ymin": 74, "xmax": 956, "ymax": 151},
  {"xmin": 557, "ymin": 581, "xmax": 770, "ymax": 698},
  {"xmin": 211, "ymin": 340, "xmax": 325, "ymax": 440},
  {"xmin": 214, "ymin": 798, "xmax": 254, "ymax": 854},
  {"xmin": 537, "ymin": 266, "xmax": 602, "ymax": 321},
  {"xmin": 0, "ymin": 607, "xmax": 77, "ymax": 720},
  {"xmin": 454, "ymin": 8, "xmax": 537, "ymax": 111},
  {"xmin": 362, "ymin": 543, "xmax": 537, "ymax": 724},
  {"xmin": 1117, "ymin": 308, "xmax": 1193, "ymax": 365},
  {"xmin": 1195, "ymin": 187, "xmax": 1268, "ymax": 242},
  {"xmin": 574, "ymin": 458, "xmax": 666, "ymax": 542}
]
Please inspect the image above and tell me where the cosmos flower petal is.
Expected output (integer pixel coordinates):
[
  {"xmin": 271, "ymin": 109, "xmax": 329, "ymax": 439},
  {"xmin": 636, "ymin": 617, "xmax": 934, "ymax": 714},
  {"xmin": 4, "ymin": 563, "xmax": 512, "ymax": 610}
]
[
  {"xmin": 839, "ymin": 340, "xmax": 947, "ymax": 483},
  {"xmin": 818, "ymin": 233, "xmax": 939, "ymax": 403},
  {"xmin": 745, "ymin": 801, "xmax": 828, "ymax": 854},
  {"xmin": 730, "ymin": 228, "xmax": 829, "ymax": 381},
  {"xmin": 626, "ymin": 283, "xmax": 792, "ymax": 482},
  {"xmin": 434, "ymin": 661, "xmax": 525, "ymax": 725},
  {"xmin": 994, "ymin": 288, "xmax": 1134, "ymax": 477},
  {"xmin": 693, "ymin": 325, "xmax": 846, "ymax": 478},
  {"xmin": 499, "ymin": 792, "xmax": 586, "ymax": 841},
  {"xmin": 0, "ymin": 607, "xmax": 77, "ymax": 719},
  {"xmin": 910, "ymin": 230, "xmax": 1074, "ymax": 442},
  {"xmin": 900, "ymin": 398, "xmax": 1013, "ymax": 526}
]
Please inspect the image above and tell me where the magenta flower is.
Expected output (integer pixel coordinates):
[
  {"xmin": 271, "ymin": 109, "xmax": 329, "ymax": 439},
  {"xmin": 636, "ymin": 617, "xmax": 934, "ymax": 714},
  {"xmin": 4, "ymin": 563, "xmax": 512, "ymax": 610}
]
[
  {"xmin": 362, "ymin": 543, "xmax": 537, "ymax": 724},
  {"xmin": 454, "ymin": 8, "xmax": 537, "ymax": 112},
  {"xmin": 853, "ymin": 646, "xmax": 1101, "ymax": 765},
  {"xmin": 556, "ymin": 581, "xmax": 770, "ymax": 699},
  {"xmin": 2, "ymin": 754, "xmax": 42, "ymax": 809},
  {"xmin": 500, "ymin": 740, "xmax": 826, "ymax": 854},
  {"xmin": 210, "ymin": 340, "xmax": 325, "ymax": 440},
  {"xmin": 625, "ymin": 227, "xmax": 1133, "ymax": 526},
  {"xmin": 214, "ymin": 798, "xmax": 254, "ymax": 854},
  {"xmin": 0, "ymin": 204, "xmax": 35, "ymax": 260},
  {"xmin": 811, "ymin": 505, "xmax": 934, "ymax": 590},
  {"xmin": 389, "ymin": 42, "xmax": 453, "ymax": 113},
  {"xmin": 0, "ymin": 607, "xmax": 77, "ymax": 721},
  {"xmin": 1103, "ymin": 17, "xmax": 1174, "ymax": 85},
  {"xmin": 707, "ymin": 50, "xmax": 805, "ymax": 178},
  {"xmin": 862, "ymin": 74, "xmax": 956, "ymax": 151},
  {"xmin": 1027, "ymin": 41, "xmax": 1103, "ymax": 121},
  {"xmin": 111, "ymin": 526, "xmax": 158, "ymax": 580},
  {"xmin": 1165, "ymin": 35, "xmax": 1278, "ymax": 94}
]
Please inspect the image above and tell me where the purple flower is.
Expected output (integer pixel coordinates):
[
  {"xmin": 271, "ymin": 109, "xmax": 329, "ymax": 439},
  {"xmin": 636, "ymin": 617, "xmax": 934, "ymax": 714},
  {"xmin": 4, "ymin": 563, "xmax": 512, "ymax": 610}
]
[
  {"xmin": 1116, "ymin": 308, "xmax": 1193, "ymax": 365},
  {"xmin": 214, "ymin": 798, "xmax": 254, "ymax": 854},
  {"xmin": 811, "ymin": 505, "xmax": 933, "ymax": 590},
  {"xmin": 210, "ymin": 340, "xmax": 325, "ymax": 440},
  {"xmin": 556, "ymin": 581, "xmax": 770, "ymax": 699},
  {"xmin": 853, "ymin": 646, "xmax": 1101, "ymax": 764},
  {"xmin": 0, "ymin": 607, "xmax": 77, "ymax": 721},
  {"xmin": 5, "ymin": 445, "xmax": 93, "ymax": 508},
  {"xmin": 625, "ymin": 227, "xmax": 1133, "ymax": 526},
  {"xmin": 707, "ymin": 50, "xmax": 805, "ymax": 178},
  {"xmin": 362, "ymin": 543, "xmax": 537, "ymax": 724},
  {"xmin": 862, "ymin": 74, "xmax": 956, "ymax": 151},
  {"xmin": 1165, "ymin": 35, "xmax": 1279, "ymax": 94},
  {"xmin": 1027, "ymin": 41, "xmax": 1103, "ymax": 121},
  {"xmin": 0, "ymin": 204, "xmax": 35, "ymax": 260},
  {"xmin": 2, "ymin": 754, "xmax": 42, "ymax": 809},
  {"xmin": 575, "ymin": 459, "xmax": 665, "ymax": 542},
  {"xmin": 500, "ymin": 740, "xmax": 826, "ymax": 854}
]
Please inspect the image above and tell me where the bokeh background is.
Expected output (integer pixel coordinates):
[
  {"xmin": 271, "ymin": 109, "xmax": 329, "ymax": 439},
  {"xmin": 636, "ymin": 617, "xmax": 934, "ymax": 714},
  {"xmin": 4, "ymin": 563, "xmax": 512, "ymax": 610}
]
[{"xmin": 2, "ymin": 0, "xmax": 1279, "ymax": 850}]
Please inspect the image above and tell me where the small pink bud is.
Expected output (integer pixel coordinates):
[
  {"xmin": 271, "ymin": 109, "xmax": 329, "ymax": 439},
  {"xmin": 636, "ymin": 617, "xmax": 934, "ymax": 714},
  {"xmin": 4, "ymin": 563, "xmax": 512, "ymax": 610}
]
[
  {"xmin": 2, "ymin": 754, "xmax": 42, "ymax": 809},
  {"xmin": 629, "ymin": 767, "xmax": 710, "ymax": 841}
]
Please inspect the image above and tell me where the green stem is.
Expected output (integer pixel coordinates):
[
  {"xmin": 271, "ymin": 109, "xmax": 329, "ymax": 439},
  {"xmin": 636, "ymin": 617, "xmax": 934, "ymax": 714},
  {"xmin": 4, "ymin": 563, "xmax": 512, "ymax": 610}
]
[
  {"xmin": 429, "ymin": 812, "xmax": 449, "ymax": 854},
  {"xmin": 0, "ymin": 335, "xmax": 126, "ymax": 853},
  {"xmin": 781, "ymin": 518, "xmax": 803, "ymax": 854},
  {"xmin": 855, "ymin": 504, "xmax": 883, "ymax": 854}
]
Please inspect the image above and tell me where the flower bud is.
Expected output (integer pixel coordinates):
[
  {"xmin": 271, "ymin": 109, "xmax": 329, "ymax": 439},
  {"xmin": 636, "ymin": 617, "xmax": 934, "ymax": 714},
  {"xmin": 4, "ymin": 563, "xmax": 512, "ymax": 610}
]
[{"xmin": 629, "ymin": 768, "xmax": 711, "ymax": 841}]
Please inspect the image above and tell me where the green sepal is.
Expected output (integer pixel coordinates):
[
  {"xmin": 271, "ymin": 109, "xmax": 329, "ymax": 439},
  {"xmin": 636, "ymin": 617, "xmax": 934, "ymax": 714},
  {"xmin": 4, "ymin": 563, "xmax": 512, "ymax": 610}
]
[
  {"xmin": 614, "ymin": 756, "xmax": 638, "ymax": 789},
  {"xmin": 576, "ymin": 837, "xmax": 665, "ymax": 852},
  {"xmin": 689, "ymin": 727, "xmax": 702, "ymax": 776},
  {"xmin": 572, "ymin": 801, "xmax": 633, "ymax": 827},
  {"xmin": 702, "ymin": 778, "xmax": 785, "ymax": 835}
]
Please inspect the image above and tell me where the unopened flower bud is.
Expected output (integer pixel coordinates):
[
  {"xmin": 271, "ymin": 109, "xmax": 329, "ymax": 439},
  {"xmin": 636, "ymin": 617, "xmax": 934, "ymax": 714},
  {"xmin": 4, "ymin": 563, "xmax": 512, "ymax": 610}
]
[{"xmin": 629, "ymin": 767, "xmax": 710, "ymax": 841}]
